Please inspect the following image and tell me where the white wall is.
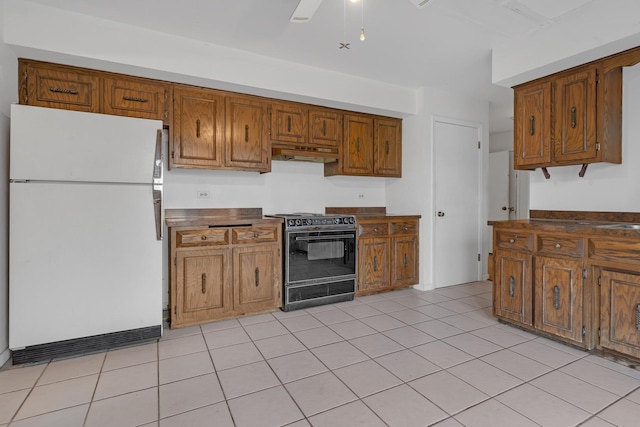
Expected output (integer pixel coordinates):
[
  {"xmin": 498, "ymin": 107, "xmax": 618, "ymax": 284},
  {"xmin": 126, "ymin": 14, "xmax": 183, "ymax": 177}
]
[
  {"xmin": 530, "ymin": 63, "xmax": 640, "ymax": 212},
  {"xmin": 489, "ymin": 131, "xmax": 513, "ymax": 153},
  {"xmin": 386, "ymin": 88, "xmax": 490, "ymax": 289}
]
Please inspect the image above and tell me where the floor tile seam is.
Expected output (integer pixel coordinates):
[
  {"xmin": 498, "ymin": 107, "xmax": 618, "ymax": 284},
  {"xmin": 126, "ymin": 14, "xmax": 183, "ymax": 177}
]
[
  {"xmin": 586, "ymin": 383, "xmax": 640, "ymax": 420},
  {"xmin": 77, "ymin": 351, "xmax": 106, "ymax": 427},
  {"xmin": 6, "ymin": 402, "xmax": 90, "ymax": 426},
  {"xmin": 307, "ymin": 396, "xmax": 390, "ymax": 426},
  {"xmin": 524, "ymin": 379, "xmax": 618, "ymax": 415},
  {"xmin": 450, "ymin": 397, "xmax": 545, "ymax": 427},
  {"xmin": 577, "ymin": 355, "xmax": 640, "ymax": 381},
  {"xmin": 155, "ymin": 342, "xmax": 161, "ymax": 427},
  {"xmin": 556, "ymin": 363, "xmax": 640, "ymax": 396},
  {"xmin": 532, "ymin": 338, "xmax": 592, "ymax": 360},
  {"xmin": 405, "ymin": 378, "xmax": 493, "ymax": 419},
  {"xmin": 158, "ymin": 331, "xmax": 204, "ymax": 342},
  {"xmin": 101, "ymin": 356, "xmax": 160, "ymax": 374},
  {"xmin": 159, "ymin": 347, "xmax": 213, "ymax": 363},
  {"xmin": 445, "ymin": 362, "xmax": 525, "ymax": 399},
  {"xmin": 4, "ymin": 363, "xmax": 47, "ymax": 426},
  {"xmin": 405, "ymin": 341, "xmax": 477, "ymax": 371}
]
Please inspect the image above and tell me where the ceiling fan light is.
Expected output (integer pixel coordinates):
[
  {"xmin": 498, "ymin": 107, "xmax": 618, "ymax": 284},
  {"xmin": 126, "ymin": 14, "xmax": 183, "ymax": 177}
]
[
  {"xmin": 290, "ymin": 0, "xmax": 324, "ymax": 23},
  {"xmin": 409, "ymin": 0, "xmax": 431, "ymax": 8}
]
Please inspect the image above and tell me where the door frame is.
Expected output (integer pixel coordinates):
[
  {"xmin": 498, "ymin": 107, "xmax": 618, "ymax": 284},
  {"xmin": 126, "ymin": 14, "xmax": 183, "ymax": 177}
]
[{"xmin": 430, "ymin": 115, "xmax": 484, "ymax": 287}]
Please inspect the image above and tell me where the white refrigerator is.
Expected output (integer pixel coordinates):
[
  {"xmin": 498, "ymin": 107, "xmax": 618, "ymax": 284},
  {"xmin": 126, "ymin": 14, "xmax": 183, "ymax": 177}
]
[{"xmin": 9, "ymin": 104, "xmax": 164, "ymax": 363}]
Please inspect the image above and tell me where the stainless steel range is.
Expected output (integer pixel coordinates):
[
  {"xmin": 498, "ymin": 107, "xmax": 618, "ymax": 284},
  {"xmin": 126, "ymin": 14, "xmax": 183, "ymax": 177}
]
[{"xmin": 269, "ymin": 213, "xmax": 357, "ymax": 311}]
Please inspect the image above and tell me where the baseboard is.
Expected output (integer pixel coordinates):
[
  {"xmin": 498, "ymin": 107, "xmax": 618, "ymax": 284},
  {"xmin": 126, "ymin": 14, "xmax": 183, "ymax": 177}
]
[{"xmin": 11, "ymin": 325, "xmax": 161, "ymax": 365}]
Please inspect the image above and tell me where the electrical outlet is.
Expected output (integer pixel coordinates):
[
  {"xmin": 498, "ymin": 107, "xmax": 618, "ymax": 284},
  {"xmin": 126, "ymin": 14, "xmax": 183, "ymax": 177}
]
[
  {"xmin": 196, "ymin": 190, "xmax": 211, "ymax": 199},
  {"xmin": 358, "ymin": 193, "xmax": 365, "ymax": 199}
]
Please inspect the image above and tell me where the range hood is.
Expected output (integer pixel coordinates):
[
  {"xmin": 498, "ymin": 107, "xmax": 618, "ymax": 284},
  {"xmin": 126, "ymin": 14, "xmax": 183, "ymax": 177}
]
[{"xmin": 271, "ymin": 146, "xmax": 339, "ymax": 163}]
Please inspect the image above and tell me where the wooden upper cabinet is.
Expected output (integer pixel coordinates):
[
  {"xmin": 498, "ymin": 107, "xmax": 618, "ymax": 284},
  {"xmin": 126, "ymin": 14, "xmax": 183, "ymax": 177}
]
[
  {"xmin": 374, "ymin": 118, "xmax": 402, "ymax": 177},
  {"xmin": 103, "ymin": 76, "xmax": 169, "ymax": 123},
  {"xmin": 172, "ymin": 86, "xmax": 225, "ymax": 169},
  {"xmin": 20, "ymin": 61, "xmax": 100, "ymax": 112},
  {"xmin": 553, "ymin": 66, "xmax": 597, "ymax": 163},
  {"xmin": 514, "ymin": 81, "xmax": 551, "ymax": 168},
  {"xmin": 310, "ymin": 108, "xmax": 342, "ymax": 147},
  {"xmin": 342, "ymin": 114, "xmax": 374, "ymax": 175},
  {"xmin": 225, "ymin": 95, "xmax": 270, "ymax": 172},
  {"xmin": 269, "ymin": 102, "xmax": 308, "ymax": 145}
]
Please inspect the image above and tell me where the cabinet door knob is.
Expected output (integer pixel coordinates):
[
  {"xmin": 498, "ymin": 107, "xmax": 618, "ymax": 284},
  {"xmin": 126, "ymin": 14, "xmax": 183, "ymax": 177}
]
[
  {"xmin": 254, "ymin": 232, "xmax": 260, "ymax": 238},
  {"xmin": 201, "ymin": 235, "xmax": 207, "ymax": 241},
  {"xmin": 509, "ymin": 239, "xmax": 515, "ymax": 244},
  {"xmin": 555, "ymin": 243, "xmax": 561, "ymax": 249},
  {"xmin": 374, "ymin": 228, "xmax": 378, "ymax": 233}
]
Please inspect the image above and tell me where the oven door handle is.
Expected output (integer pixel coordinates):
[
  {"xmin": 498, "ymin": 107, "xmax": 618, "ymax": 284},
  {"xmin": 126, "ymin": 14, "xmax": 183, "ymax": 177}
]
[{"xmin": 295, "ymin": 234, "xmax": 355, "ymax": 241}]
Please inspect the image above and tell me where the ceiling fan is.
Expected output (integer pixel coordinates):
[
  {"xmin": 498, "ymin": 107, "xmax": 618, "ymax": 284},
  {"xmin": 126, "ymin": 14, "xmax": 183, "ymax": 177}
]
[{"xmin": 290, "ymin": 0, "xmax": 431, "ymax": 23}]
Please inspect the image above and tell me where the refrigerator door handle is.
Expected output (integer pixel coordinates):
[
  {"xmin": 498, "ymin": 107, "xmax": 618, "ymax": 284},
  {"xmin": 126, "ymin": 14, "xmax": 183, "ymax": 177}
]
[
  {"xmin": 152, "ymin": 129, "xmax": 166, "ymax": 241},
  {"xmin": 153, "ymin": 185, "xmax": 163, "ymax": 241}
]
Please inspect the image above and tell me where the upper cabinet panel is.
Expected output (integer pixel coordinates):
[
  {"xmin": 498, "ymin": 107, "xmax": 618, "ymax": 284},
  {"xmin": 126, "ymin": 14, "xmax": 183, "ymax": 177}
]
[
  {"xmin": 225, "ymin": 95, "xmax": 270, "ymax": 172},
  {"xmin": 103, "ymin": 76, "xmax": 169, "ymax": 123}
]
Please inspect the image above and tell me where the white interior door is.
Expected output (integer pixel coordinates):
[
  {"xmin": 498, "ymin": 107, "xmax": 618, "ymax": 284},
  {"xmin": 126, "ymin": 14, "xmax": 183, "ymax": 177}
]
[
  {"xmin": 434, "ymin": 120, "xmax": 481, "ymax": 288},
  {"xmin": 489, "ymin": 151, "xmax": 511, "ymax": 221}
]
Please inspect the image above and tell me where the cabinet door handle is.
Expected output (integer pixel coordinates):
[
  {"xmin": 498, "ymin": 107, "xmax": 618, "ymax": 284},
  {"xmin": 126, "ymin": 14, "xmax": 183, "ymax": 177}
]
[
  {"xmin": 245, "ymin": 125, "xmax": 249, "ymax": 143},
  {"xmin": 201, "ymin": 273, "xmax": 206, "ymax": 294},
  {"xmin": 636, "ymin": 304, "xmax": 640, "ymax": 331},
  {"xmin": 553, "ymin": 285, "xmax": 560, "ymax": 310},
  {"xmin": 255, "ymin": 267, "xmax": 260, "ymax": 287},
  {"xmin": 322, "ymin": 120, "xmax": 327, "ymax": 136},
  {"xmin": 196, "ymin": 119, "xmax": 201, "ymax": 138},
  {"xmin": 49, "ymin": 87, "xmax": 79, "ymax": 95},
  {"xmin": 385, "ymin": 140, "xmax": 390, "ymax": 155},
  {"xmin": 555, "ymin": 243, "xmax": 561, "ymax": 249},
  {"xmin": 529, "ymin": 115, "xmax": 535, "ymax": 136},
  {"xmin": 509, "ymin": 275, "xmax": 515, "ymax": 297},
  {"xmin": 373, "ymin": 256, "xmax": 378, "ymax": 272},
  {"xmin": 122, "ymin": 95, "xmax": 148, "ymax": 103},
  {"xmin": 356, "ymin": 137, "xmax": 361, "ymax": 152},
  {"xmin": 403, "ymin": 253, "xmax": 408, "ymax": 268},
  {"xmin": 287, "ymin": 115, "xmax": 292, "ymax": 132},
  {"xmin": 571, "ymin": 106, "xmax": 577, "ymax": 128}
]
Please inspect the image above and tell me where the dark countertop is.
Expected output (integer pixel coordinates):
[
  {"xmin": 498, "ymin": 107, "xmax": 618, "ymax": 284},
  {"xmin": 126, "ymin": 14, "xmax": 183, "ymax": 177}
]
[
  {"xmin": 326, "ymin": 206, "xmax": 421, "ymax": 221},
  {"xmin": 165, "ymin": 208, "xmax": 283, "ymax": 228},
  {"xmin": 488, "ymin": 218, "xmax": 640, "ymax": 238}
]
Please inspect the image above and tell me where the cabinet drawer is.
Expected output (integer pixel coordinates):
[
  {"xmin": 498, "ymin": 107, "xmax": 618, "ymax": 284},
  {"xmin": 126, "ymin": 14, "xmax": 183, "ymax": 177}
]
[
  {"xmin": 25, "ymin": 63, "xmax": 100, "ymax": 112},
  {"xmin": 358, "ymin": 223, "xmax": 389, "ymax": 237},
  {"xmin": 390, "ymin": 220, "xmax": 417, "ymax": 235},
  {"xmin": 496, "ymin": 230, "xmax": 534, "ymax": 252},
  {"xmin": 103, "ymin": 77, "xmax": 168, "ymax": 121},
  {"xmin": 537, "ymin": 235, "xmax": 585, "ymax": 258},
  {"xmin": 233, "ymin": 227, "xmax": 279, "ymax": 244},
  {"xmin": 176, "ymin": 229, "xmax": 229, "ymax": 247},
  {"xmin": 588, "ymin": 237, "xmax": 640, "ymax": 266}
]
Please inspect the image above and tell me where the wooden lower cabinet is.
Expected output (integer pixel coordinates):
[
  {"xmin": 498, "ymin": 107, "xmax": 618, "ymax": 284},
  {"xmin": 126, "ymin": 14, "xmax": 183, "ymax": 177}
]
[
  {"xmin": 233, "ymin": 245, "xmax": 280, "ymax": 314},
  {"xmin": 169, "ymin": 220, "xmax": 281, "ymax": 328},
  {"xmin": 493, "ymin": 250, "xmax": 532, "ymax": 326},
  {"xmin": 600, "ymin": 269, "xmax": 640, "ymax": 359},
  {"xmin": 534, "ymin": 256, "xmax": 585, "ymax": 344},
  {"xmin": 358, "ymin": 238, "xmax": 390, "ymax": 294},
  {"xmin": 356, "ymin": 216, "xmax": 419, "ymax": 296},
  {"xmin": 174, "ymin": 248, "xmax": 232, "ymax": 326}
]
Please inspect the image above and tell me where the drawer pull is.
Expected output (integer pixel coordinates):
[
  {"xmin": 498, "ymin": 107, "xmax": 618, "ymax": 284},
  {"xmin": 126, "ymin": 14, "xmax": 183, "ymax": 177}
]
[
  {"xmin": 403, "ymin": 226, "xmax": 409, "ymax": 232},
  {"xmin": 196, "ymin": 119, "xmax": 201, "ymax": 138},
  {"xmin": 553, "ymin": 285, "xmax": 560, "ymax": 310},
  {"xmin": 555, "ymin": 243, "xmax": 562, "ymax": 249},
  {"xmin": 49, "ymin": 87, "xmax": 79, "ymax": 95},
  {"xmin": 201, "ymin": 273, "xmax": 206, "ymax": 294},
  {"xmin": 255, "ymin": 267, "xmax": 260, "ymax": 287},
  {"xmin": 122, "ymin": 95, "xmax": 149, "ymax": 103},
  {"xmin": 201, "ymin": 235, "xmax": 207, "ymax": 240},
  {"xmin": 403, "ymin": 253, "xmax": 408, "ymax": 268},
  {"xmin": 509, "ymin": 239, "xmax": 515, "ymax": 244},
  {"xmin": 509, "ymin": 275, "xmax": 515, "ymax": 297},
  {"xmin": 245, "ymin": 125, "xmax": 249, "ymax": 143},
  {"xmin": 373, "ymin": 256, "xmax": 378, "ymax": 272},
  {"xmin": 636, "ymin": 304, "xmax": 640, "ymax": 331},
  {"xmin": 529, "ymin": 115, "xmax": 535, "ymax": 136}
]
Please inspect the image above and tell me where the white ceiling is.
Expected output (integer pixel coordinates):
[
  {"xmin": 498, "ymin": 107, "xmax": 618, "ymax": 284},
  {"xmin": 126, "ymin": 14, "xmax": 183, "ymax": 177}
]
[{"xmin": 21, "ymin": 0, "xmax": 609, "ymax": 133}]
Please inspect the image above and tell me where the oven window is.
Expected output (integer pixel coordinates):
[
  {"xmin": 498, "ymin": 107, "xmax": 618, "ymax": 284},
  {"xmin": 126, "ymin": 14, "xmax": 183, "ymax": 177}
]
[{"xmin": 286, "ymin": 231, "xmax": 356, "ymax": 283}]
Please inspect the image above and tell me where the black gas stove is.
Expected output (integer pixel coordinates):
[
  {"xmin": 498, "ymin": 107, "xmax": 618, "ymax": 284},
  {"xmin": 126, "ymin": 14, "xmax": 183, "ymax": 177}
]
[{"xmin": 269, "ymin": 213, "xmax": 356, "ymax": 230}]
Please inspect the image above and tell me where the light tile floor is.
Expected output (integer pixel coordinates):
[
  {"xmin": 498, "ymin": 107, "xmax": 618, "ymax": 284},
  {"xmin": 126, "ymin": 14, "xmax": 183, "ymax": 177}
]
[{"xmin": 2, "ymin": 281, "xmax": 640, "ymax": 426}]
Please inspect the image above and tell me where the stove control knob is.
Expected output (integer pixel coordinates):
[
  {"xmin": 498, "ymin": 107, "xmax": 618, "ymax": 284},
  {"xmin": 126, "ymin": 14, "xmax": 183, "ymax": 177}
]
[
  {"xmin": 334, "ymin": 218, "xmax": 341, "ymax": 224},
  {"xmin": 288, "ymin": 219, "xmax": 295, "ymax": 227},
  {"xmin": 295, "ymin": 219, "xmax": 302, "ymax": 226}
]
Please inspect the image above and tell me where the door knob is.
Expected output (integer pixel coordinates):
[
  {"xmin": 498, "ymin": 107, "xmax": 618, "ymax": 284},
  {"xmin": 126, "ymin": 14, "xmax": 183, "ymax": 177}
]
[
  {"xmin": 437, "ymin": 212, "xmax": 445, "ymax": 217},
  {"xmin": 501, "ymin": 206, "xmax": 515, "ymax": 212}
]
